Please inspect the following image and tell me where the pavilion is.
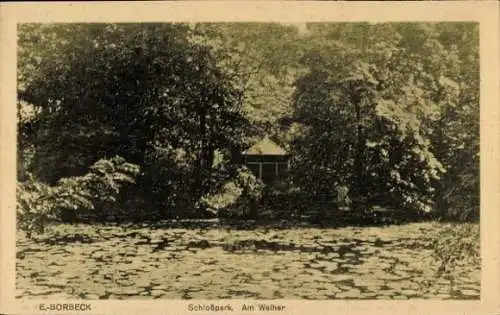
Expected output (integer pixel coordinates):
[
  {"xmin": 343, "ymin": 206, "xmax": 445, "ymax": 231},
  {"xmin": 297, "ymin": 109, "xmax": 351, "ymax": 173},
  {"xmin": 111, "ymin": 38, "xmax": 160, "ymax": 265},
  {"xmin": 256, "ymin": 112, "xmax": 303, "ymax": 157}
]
[{"xmin": 242, "ymin": 136, "xmax": 290, "ymax": 185}]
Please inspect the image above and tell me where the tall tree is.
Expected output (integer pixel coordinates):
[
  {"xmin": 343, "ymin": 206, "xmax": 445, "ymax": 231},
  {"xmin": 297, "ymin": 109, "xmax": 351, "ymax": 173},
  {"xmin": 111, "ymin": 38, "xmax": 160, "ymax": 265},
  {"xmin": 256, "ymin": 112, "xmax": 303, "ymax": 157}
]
[
  {"xmin": 18, "ymin": 23, "xmax": 249, "ymax": 216},
  {"xmin": 290, "ymin": 23, "xmax": 450, "ymax": 213},
  {"xmin": 190, "ymin": 23, "xmax": 303, "ymax": 148}
]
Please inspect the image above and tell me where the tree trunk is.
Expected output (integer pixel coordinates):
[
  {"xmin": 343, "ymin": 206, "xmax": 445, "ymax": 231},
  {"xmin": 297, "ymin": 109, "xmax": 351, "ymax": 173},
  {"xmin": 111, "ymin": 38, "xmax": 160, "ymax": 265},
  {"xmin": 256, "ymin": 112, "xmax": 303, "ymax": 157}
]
[
  {"xmin": 195, "ymin": 107, "xmax": 207, "ymax": 202},
  {"xmin": 351, "ymin": 87, "xmax": 366, "ymax": 211},
  {"xmin": 196, "ymin": 106, "xmax": 217, "ymax": 203}
]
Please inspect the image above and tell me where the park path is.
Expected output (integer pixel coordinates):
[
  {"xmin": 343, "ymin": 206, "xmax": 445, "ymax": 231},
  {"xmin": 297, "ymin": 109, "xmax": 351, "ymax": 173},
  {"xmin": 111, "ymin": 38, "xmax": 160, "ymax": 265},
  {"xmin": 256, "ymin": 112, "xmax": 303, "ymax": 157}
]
[{"xmin": 16, "ymin": 222, "xmax": 480, "ymax": 300}]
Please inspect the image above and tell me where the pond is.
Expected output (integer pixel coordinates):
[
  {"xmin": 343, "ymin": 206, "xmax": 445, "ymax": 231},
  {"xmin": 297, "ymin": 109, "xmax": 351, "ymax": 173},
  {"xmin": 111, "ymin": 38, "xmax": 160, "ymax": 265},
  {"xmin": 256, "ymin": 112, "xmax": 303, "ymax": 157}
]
[{"xmin": 16, "ymin": 222, "xmax": 480, "ymax": 300}]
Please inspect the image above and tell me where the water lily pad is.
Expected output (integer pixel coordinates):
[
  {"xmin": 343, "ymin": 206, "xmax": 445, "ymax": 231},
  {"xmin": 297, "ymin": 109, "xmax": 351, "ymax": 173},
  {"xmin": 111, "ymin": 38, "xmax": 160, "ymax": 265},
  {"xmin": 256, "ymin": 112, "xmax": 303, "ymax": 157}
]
[{"xmin": 335, "ymin": 288, "xmax": 362, "ymax": 299}]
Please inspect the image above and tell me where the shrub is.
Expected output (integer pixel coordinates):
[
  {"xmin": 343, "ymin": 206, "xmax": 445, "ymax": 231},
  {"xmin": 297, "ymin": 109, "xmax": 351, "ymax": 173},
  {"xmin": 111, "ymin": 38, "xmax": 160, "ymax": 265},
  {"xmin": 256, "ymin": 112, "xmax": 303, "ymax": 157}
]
[
  {"xmin": 199, "ymin": 181, "xmax": 243, "ymax": 214},
  {"xmin": 16, "ymin": 156, "xmax": 140, "ymax": 236},
  {"xmin": 431, "ymin": 223, "xmax": 480, "ymax": 279},
  {"xmin": 55, "ymin": 156, "xmax": 140, "ymax": 222},
  {"xmin": 437, "ymin": 174, "xmax": 480, "ymax": 222},
  {"xmin": 201, "ymin": 166, "xmax": 264, "ymax": 218},
  {"xmin": 17, "ymin": 175, "xmax": 58, "ymax": 238}
]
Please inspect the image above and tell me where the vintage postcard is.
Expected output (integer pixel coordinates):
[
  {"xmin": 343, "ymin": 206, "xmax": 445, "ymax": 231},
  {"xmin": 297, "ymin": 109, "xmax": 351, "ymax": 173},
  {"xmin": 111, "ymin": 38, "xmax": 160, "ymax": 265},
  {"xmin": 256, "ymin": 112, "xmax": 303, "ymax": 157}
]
[{"xmin": 0, "ymin": 1, "xmax": 499, "ymax": 315}]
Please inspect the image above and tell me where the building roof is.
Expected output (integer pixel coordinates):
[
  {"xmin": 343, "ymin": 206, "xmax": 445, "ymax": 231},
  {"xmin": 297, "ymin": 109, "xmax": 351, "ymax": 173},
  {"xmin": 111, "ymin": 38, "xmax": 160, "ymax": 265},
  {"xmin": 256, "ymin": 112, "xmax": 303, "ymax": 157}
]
[{"xmin": 242, "ymin": 136, "xmax": 287, "ymax": 155}]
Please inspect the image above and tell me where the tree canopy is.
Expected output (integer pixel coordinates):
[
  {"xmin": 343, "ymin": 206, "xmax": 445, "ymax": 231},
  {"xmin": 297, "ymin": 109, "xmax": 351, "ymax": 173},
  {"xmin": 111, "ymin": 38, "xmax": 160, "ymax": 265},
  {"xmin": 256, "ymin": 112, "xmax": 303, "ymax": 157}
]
[{"xmin": 17, "ymin": 22, "xmax": 479, "ymax": 225}]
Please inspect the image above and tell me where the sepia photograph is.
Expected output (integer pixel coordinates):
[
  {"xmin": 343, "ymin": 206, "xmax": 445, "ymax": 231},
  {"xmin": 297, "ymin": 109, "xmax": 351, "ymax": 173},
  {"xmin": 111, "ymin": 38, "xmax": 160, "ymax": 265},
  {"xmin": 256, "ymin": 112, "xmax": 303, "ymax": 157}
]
[
  {"xmin": 1, "ymin": 2, "xmax": 499, "ymax": 315},
  {"xmin": 14, "ymin": 20, "xmax": 481, "ymax": 300}
]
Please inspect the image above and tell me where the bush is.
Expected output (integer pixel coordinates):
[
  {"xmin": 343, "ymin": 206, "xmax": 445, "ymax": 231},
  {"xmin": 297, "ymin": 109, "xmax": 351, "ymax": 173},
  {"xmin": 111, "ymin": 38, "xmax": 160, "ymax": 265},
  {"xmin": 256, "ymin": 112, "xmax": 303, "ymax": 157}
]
[
  {"xmin": 431, "ymin": 223, "xmax": 480, "ymax": 277},
  {"xmin": 199, "ymin": 181, "xmax": 243, "ymax": 214},
  {"xmin": 201, "ymin": 166, "xmax": 264, "ymax": 218},
  {"xmin": 437, "ymin": 174, "xmax": 479, "ymax": 222},
  {"xmin": 16, "ymin": 156, "xmax": 140, "ymax": 236},
  {"xmin": 17, "ymin": 176, "xmax": 58, "ymax": 238},
  {"xmin": 58, "ymin": 156, "xmax": 140, "ymax": 222}
]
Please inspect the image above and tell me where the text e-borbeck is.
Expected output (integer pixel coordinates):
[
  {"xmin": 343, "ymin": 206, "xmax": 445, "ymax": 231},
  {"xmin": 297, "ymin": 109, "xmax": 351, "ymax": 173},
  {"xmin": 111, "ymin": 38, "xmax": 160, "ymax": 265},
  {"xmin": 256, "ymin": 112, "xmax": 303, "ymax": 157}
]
[{"xmin": 38, "ymin": 303, "xmax": 92, "ymax": 311}]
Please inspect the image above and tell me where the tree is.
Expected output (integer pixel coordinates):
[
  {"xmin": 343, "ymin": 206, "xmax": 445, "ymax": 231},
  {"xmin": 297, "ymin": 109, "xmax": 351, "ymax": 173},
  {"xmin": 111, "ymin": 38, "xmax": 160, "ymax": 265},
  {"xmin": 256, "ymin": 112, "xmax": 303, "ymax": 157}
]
[
  {"xmin": 392, "ymin": 22, "xmax": 479, "ymax": 220},
  {"xmin": 190, "ymin": 23, "xmax": 303, "ymax": 149},
  {"xmin": 290, "ymin": 23, "xmax": 453, "ymax": 214},
  {"xmin": 18, "ymin": 22, "xmax": 479, "ymax": 222},
  {"xmin": 18, "ymin": 23, "xmax": 249, "ymax": 217},
  {"xmin": 429, "ymin": 23, "xmax": 480, "ymax": 221}
]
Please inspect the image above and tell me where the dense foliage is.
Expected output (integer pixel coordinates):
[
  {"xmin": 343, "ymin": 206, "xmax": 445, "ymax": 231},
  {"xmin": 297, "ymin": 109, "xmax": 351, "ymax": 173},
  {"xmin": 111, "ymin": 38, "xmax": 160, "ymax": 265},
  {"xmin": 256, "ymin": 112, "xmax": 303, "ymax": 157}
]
[
  {"xmin": 431, "ymin": 223, "xmax": 480, "ymax": 278},
  {"xmin": 17, "ymin": 22, "xmax": 479, "ymax": 235},
  {"xmin": 17, "ymin": 156, "xmax": 139, "ymax": 236},
  {"xmin": 18, "ymin": 23, "xmax": 249, "ymax": 225},
  {"xmin": 200, "ymin": 166, "xmax": 265, "ymax": 218},
  {"xmin": 290, "ymin": 23, "xmax": 479, "ymax": 218}
]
